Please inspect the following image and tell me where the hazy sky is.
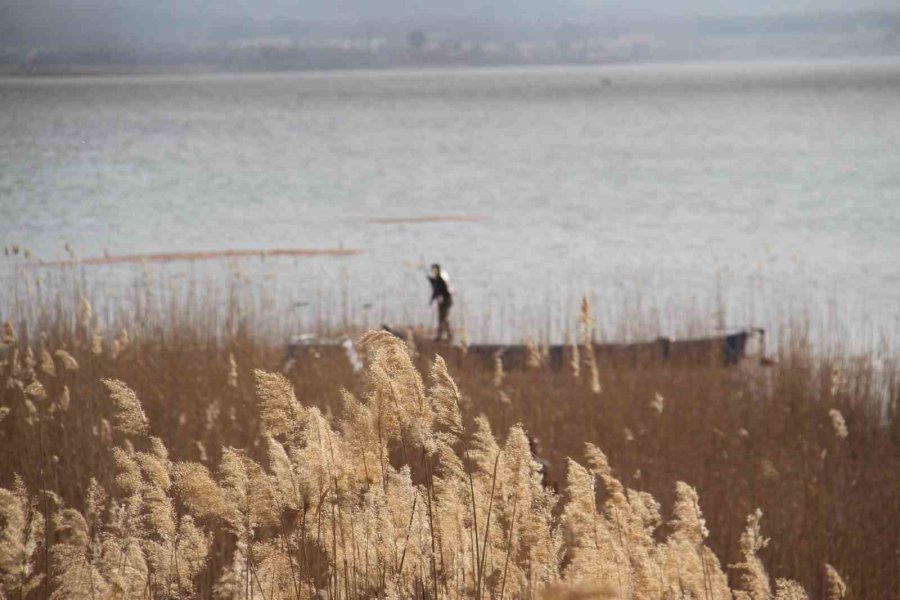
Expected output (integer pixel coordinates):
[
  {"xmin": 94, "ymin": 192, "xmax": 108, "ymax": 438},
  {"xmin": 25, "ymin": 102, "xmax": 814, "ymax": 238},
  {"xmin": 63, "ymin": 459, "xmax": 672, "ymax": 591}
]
[
  {"xmin": 2, "ymin": 0, "xmax": 897, "ymax": 49},
  {"xmin": 2, "ymin": 0, "xmax": 898, "ymax": 21}
]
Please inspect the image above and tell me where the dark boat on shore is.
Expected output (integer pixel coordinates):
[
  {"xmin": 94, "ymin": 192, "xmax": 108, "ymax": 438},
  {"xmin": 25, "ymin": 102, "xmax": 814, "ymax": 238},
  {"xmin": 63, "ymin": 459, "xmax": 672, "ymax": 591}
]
[
  {"xmin": 283, "ymin": 327, "xmax": 766, "ymax": 372},
  {"xmin": 435, "ymin": 329, "xmax": 762, "ymax": 370}
]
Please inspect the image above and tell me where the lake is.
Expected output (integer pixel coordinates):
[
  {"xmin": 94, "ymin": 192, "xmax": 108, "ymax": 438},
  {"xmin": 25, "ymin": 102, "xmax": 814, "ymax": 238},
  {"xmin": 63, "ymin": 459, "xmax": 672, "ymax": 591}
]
[{"xmin": 2, "ymin": 59, "xmax": 899, "ymax": 344}]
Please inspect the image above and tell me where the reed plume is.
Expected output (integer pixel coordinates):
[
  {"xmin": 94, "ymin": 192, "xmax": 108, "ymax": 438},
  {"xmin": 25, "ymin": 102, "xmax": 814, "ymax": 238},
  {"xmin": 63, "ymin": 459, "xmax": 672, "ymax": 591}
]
[
  {"xmin": 824, "ymin": 563, "xmax": 848, "ymax": 599},
  {"xmin": 227, "ymin": 353, "xmax": 239, "ymax": 388},
  {"xmin": 254, "ymin": 369, "xmax": 305, "ymax": 440},
  {"xmin": 171, "ymin": 462, "xmax": 228, "ymax": 521},
  {"xmin": 0, "ymin": 476, "xmax": 45, "ymax": 598},
  {"xmin": 662, "ymin": 481, "xmax": 731, "ymax": 599},
  {"xmin": 579, "ymin": 297, "xmax": 601, "ymax": 394},
  {"xmin": 828, "ymin": 409, "xmax": 848, "ymax": 439},
  {"xmin": 102, "ymin": 379, "xmax": 149, "ymax": 436},
  {"xmin": 429, "ymin": 354, "xmax": 464, "ymax": 436},
  {"xmin": 54, "ymin": 350, "xmax": 79, "ymax": 372},
  {"xmin": 359, "ymin": 329, "xmax": 432, "ymax": 451},
  {"xmin": 730, "ymin": 509, "xmax": 771, "ymax": 600},
  {"xmin": 774, "ymin": 578, "xmax": 810, "ymax": 600},
  {"xmin": 49, "ymin": 508, "xmax": 111, "ymax": 600}
]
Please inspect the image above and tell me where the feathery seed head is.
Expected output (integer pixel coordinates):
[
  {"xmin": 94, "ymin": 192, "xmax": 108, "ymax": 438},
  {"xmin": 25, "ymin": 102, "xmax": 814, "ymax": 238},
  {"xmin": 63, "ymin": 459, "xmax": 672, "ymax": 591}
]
[
  {"xmin": 91, "ymin": 324, "xmax": 104, "ymax": 355},
  {"xmin": 579, "ymin": 296, "xmax": 594, "ymax": 329},
  {"xmin": 586, "ymin": 350, "xmax": 602, "ymax": 395},
  {"xmin": 527, "ymin": 338, "xmax": 542, "ymax": 369},
  {"xmin": 670, "ymin": 481, "xmax": 709, "ymax": 543},
  {"xmin": 828, "ymin": 409, "xmax": 848, "ymax": 439},
  {"xmin": 54, "ymin": 508, "xmax": 90, "ymax": 548},
  {"xmin": 57, "ymin": 385, "xmax": 71, "ymax": 411},
  {"xmin": 174, "ymin": 515, "xmax": 210, "ymax": 585},
  {"xmin": 429, "ymin": 354, "xmax": 463, "ymax": 435},
  {"xmin": 149, "ymin": 436, "xmax": 169, "ymax": 461},
  {"xmin": 20, "ymin": 347, "xmax": 36, "ymax": 380},
  {"xmin": 359, "ymin": 329, "xmax": 432, "ymax": 448},
  {"xmin": 730, "ymin": 509, "xmax": 771, "ymax": 600},
  {"xmin": 219, "ymin": 447, "xmax": 279, "ymax": 531},
  {"xmin": 111, "ymin": 446, "xmax": 142, "ymax": 497},
  {"xmin": 77, "ymin": 297, "xmax": 93, "ymax": 330},
  {"xmin": 171, "ymin": 461, "xmax": 229, "ymax": 522},
  {"xmin": 470, "ymin": 414, "xmax": 501, "ymax": 474},
  {"xmin": 266, "ymin": 435, "xmax": 299, "ymax": 510},
  {"xmin": 493, "ymin": 352, "xmax": 505, "ymax": 388},
  {"xmin": 584, "ymin": 443, "xmax": 613, "ymax": 481},
  {"xmin": 85, "ymin": 478, "xmax": 108, "ymax": 526},
  {"xmin": 54, "ymin": 349, "xmax": 79, "ymax": 371},
  {"xmin": 824, "ymin": 563, "xmax": 848, "ymax": 600},
  {"xmin": 830, "ymin": 368, "xmax": 847, "ymax": 397},
  {"xmin": 24, "ymin": 380, "xmax": 46, "ymax": 402},
  {"xmin": 568, "ymin": 334, "xmax": 580, "ymax": 380},
  {"xmin": 96, "ymin": 418, "xmax": 113, "ymax": 445},
  {"xmin": 0, "ymin": 476, "xmax": 45, "ymax": 596},
  {"xmin": 40, "ymin": 349, "xmax": 56, "ymax": 377},
  {"xmin": 142, "ymin": 483, "xmax": 177, "ymax": 539},
  {"xmin": 135, "ymin": 450, "xmax": 171, "ymax": 491},
  {"xmin": 227, "ymin": 353, "xmax": 238, "ymax": 388},
  {"xmin": 774, "ymin": 579, "xmax": 809, "ymax": 600},
  {"xmin": 626, "ymin": 489, "xmax": 661, "ymax": 534},
  {"xmin": 254, "ymin": 369, "xmax": 304, "ymax": 438},
  {"xmin": 102, "ymin": 379, "xmax": 149, "ymax": 436}
]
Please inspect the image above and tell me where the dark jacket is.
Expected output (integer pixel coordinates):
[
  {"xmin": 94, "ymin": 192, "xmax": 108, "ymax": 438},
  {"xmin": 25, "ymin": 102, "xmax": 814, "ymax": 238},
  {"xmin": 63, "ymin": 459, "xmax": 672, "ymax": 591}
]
[{"xmin": 428, "ymin": 273, "xmax": 452, "ymax": 305}]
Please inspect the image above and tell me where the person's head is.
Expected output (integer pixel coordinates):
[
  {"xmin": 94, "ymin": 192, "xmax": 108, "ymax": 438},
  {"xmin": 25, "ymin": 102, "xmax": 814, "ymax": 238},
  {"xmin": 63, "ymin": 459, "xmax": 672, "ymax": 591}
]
[{"xmin": 431, "ymin": 263, "xmax": 441, "ymax": 276}]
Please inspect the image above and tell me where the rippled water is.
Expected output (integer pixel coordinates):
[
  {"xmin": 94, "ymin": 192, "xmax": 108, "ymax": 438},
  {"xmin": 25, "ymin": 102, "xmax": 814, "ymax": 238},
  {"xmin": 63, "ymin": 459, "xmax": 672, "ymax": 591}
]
[{"xmin": 2, "ymin": 60, "xmax": 899, "ymax": 343}]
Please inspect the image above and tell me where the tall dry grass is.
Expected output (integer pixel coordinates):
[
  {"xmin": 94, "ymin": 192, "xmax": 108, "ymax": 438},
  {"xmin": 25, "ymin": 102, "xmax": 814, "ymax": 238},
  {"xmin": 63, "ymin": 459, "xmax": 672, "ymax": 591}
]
[{"xmin": 1, "ymin": 271, "xmax": 898, "ymax": 599}]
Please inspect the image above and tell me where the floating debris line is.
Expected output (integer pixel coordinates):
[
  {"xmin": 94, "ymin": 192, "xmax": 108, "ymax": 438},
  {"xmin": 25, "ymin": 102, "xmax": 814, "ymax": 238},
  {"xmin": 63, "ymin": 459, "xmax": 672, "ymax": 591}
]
[
  {"xmin": 365, "ymin": 215, "xmax": 482, "ymax": 224},
  {"xmin": 34, "ymin": 247, "xmax": 363, "ymax": 267}
]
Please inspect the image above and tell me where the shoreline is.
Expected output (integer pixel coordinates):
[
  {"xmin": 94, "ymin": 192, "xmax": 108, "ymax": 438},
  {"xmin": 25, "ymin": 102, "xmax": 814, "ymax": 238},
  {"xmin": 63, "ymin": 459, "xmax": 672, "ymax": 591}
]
[{"xmin": 3, "ymin": 54, "xmax": 899, "ymax": 79}]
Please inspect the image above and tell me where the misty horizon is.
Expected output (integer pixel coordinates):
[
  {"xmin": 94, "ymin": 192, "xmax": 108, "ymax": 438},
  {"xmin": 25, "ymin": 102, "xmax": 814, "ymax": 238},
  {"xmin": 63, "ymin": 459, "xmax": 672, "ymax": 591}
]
[
  {"xmin": 3, "ymin": 1, "xmax": 900, "ymax": 47},
  {"xmin": 1, "ymin": 4, "xmax": 899, "ymax": 74},
  {"xmin": 3, "ymin": 0, "xmax": 900, "ymax": 22}
]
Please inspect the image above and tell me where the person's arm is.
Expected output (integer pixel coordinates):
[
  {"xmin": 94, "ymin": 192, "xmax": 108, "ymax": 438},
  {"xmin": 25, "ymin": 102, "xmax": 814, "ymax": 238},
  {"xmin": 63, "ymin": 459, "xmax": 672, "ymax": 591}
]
[{"xmin": 427, "ymin": 275, "xmax": 437, "ymax": 304}]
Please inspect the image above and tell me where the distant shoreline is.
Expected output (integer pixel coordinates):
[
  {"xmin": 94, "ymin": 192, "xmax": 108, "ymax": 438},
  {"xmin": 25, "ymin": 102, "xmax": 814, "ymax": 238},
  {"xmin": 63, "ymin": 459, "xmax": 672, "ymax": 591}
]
[
  {"xmin": 3, "ymin": 53, "xmax": 900, "ymax": 78},
  {"xmin": 1, "ymin": 60, "xmax": 622, "ymax": 78},
  {"xmin": 0, "ymin": 64, "xmax": 230, "ymax": 77}
]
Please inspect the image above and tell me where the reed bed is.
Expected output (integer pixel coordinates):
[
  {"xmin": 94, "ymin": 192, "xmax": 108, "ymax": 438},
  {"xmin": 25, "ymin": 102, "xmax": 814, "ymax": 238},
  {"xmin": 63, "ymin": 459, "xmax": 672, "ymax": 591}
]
[{"xmin": 1, "ymin": 273, "xmax": 898, "ymax": 599}]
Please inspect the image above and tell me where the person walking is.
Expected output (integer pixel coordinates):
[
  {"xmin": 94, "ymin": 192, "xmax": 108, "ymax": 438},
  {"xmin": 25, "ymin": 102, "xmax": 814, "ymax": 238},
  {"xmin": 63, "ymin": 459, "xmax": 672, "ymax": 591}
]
[{"xmin": 427, "ymin": 263, "xmax": 453, "ymax": 342}]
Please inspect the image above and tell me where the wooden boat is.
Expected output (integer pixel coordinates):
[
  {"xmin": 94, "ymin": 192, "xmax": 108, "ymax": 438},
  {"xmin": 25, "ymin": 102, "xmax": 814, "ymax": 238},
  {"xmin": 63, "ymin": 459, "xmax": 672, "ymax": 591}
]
[{"xmin": 283, "ymin": 328, "xmax": 766, "ymax": 372}]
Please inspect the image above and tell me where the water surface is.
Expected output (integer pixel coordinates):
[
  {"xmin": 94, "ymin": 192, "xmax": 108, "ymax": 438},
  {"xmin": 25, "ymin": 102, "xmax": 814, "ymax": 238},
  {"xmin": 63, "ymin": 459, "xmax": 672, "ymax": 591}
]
[{"xmin": 2, "ymin": 60, "xmax": 899, "ymax": 343}]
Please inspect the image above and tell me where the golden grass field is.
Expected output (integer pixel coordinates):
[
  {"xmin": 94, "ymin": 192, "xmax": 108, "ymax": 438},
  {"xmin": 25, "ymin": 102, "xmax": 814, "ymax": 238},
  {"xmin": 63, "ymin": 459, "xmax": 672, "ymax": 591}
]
[{"xmin": 1, "ymin": 264, "xmax": 898, "ymax": 599}]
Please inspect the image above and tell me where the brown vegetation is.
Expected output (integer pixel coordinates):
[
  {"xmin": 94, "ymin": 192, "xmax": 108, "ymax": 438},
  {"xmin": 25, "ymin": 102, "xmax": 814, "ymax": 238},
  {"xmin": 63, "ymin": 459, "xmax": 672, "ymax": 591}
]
[{"xmin": 1, "ymin": 277, "xmax": 898, "ymax": 599}]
